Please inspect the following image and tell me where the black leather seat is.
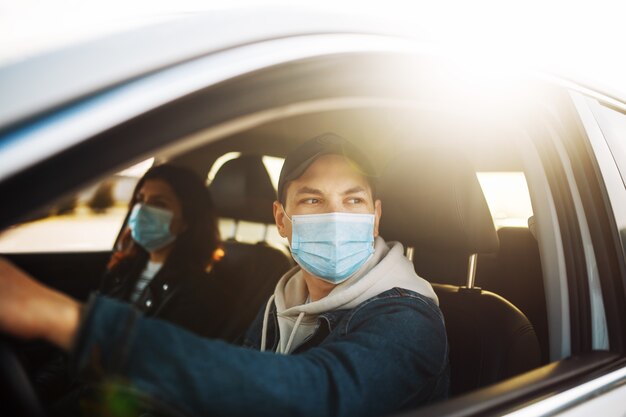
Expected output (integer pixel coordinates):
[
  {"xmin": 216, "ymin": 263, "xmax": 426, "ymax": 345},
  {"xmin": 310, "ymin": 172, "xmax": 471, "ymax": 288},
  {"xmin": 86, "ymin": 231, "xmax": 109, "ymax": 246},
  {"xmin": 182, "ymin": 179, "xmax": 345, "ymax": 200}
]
[
  {"xmin": 477, "ymin": 226, "xmax": 549, "ymax": 364},
  {"xmin": 378, "ymin": 149, "xmax": 541, "ymax": 396},
  {"xmin": 208, "ymin": 155, "xmax": 293, "ymax": 343}
]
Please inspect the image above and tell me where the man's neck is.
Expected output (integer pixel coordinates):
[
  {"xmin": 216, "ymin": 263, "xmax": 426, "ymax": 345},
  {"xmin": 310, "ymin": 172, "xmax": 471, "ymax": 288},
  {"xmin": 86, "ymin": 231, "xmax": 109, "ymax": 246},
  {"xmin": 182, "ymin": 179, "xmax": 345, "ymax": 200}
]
[{"xmin": 302, "ymin": 270, "xmax": 337, "ymax": 302}]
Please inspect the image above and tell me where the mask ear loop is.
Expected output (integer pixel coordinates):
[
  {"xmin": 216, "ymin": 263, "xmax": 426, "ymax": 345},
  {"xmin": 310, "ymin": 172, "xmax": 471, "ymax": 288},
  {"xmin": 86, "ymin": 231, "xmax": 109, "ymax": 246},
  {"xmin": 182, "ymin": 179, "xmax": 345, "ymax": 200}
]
[
  {"xmin": 281, "ymin": 204, "xmax": 293, "ymax": 223},
  {"xmin": 281, "ymin": 205, "xmax": 295, "ymax": 254}
]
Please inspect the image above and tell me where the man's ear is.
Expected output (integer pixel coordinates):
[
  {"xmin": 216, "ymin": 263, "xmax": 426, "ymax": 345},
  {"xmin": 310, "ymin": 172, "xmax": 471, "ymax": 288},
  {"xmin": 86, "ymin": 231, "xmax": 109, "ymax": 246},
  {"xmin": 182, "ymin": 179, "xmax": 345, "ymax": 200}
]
[
  {"xmin": 273, "ymin": 201, "xmax": 287, "ymax": 238},
  {"xmin": 373, "ymin": 199, "xmax": 382, "ymax": 237}
]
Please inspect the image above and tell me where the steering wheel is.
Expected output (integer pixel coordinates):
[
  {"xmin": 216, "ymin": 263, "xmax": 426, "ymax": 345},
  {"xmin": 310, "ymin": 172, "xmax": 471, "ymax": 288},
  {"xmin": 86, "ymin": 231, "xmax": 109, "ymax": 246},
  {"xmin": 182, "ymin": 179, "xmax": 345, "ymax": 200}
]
[
  {"xmin": 0, "ymin": 337, "xmax": 191, "ymax": 417},
  {"xmin": 0, "ymin": 337, "xmax": 46, "ymax": 417}
]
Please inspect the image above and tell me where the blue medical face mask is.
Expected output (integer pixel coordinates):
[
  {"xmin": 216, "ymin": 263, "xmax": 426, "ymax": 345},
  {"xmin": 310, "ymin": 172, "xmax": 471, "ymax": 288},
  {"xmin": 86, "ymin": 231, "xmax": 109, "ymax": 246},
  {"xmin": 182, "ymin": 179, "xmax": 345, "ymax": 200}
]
[
  {"xmin": 284, "ymin": 208, "xmax": 376, "ymax": 284},
  {"xmin": 128, "ymin": 203, "xmax": 177, "ymax": 252}
]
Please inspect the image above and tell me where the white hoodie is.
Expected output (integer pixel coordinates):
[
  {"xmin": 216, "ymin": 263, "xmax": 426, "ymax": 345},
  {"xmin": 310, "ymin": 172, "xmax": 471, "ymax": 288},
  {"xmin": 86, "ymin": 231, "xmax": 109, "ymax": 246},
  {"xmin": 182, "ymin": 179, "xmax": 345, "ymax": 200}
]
[{"xmin": 260, "ymin": 236, "xmax": 438, "ymax": 354}]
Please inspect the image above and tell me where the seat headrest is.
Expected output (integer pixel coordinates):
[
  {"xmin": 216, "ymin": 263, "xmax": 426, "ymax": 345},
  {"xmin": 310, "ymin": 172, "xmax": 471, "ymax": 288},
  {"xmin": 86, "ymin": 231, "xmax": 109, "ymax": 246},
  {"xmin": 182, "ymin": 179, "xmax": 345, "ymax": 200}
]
[
  {"xmin": 209, "ymin": 155, "xmax": 276, "ymax": 224},
  {"xmin": 378, "ymin": 149, "xmax": 499, "ymax": 254}
]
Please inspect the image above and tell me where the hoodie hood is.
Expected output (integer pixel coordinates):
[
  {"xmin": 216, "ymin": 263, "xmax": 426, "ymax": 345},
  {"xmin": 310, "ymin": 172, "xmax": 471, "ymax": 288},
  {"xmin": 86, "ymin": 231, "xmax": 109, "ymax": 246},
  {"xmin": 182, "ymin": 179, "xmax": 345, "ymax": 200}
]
[{"xmin": 261, "ymin": 236, "xmax": 437, "ymax": 354}]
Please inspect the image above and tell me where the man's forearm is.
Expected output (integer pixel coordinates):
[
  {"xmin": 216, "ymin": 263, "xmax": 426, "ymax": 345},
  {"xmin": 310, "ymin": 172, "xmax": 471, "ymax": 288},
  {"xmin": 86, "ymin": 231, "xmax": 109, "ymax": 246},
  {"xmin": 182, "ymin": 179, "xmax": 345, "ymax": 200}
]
[
  {"xmin": 42, "ymin": 289, "xmax": 82, "ymax": 350},
  {"xmin": 0, "ymin": 257, "xmax": 81, "ymax": 350},
  {"xmin": 71, "ymin": 295, "xmax": 447, "ymax": 417}
]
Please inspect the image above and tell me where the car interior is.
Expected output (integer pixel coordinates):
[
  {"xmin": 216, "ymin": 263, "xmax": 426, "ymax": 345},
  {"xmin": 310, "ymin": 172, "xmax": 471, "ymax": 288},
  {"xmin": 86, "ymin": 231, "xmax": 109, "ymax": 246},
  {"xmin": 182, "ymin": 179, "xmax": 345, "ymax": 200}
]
[
  {"xmin": 4, "ymin": 106, "xmax": 548, "ymax": 383},
  {"xmin": 1, "ymin": 49, "xmax": 612, "ymax": 416}
]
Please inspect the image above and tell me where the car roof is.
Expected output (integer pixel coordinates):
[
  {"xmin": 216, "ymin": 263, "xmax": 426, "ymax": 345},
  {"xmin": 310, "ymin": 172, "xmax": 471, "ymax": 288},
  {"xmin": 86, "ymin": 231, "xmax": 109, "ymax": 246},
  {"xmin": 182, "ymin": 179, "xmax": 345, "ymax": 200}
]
[
  {"xmin": 0, "ymin": 8, "xmax": 433, "ymax": 132},
  {"xmin": 5, "ymin": 5, "xmax": 626, "ymax": 136}
]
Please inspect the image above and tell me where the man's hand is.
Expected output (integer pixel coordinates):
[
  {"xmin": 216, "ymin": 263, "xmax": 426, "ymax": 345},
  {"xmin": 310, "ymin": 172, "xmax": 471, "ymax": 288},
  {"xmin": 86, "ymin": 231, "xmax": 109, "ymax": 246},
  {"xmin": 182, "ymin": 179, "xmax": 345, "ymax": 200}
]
[{"xmin": 0, "ymin": 257, "xmax": 81, "ymax": 351}]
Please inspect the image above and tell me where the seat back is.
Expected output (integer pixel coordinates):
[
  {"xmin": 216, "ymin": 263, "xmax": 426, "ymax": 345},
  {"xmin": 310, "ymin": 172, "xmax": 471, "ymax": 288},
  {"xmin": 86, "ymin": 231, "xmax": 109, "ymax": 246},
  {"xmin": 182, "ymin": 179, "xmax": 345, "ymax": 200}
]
[
  {"xmin": 432, "ymin": 284, "xmax": 541, "ymax": 394},
  {"xmin": 209, "ymin": 155, "xmax": 292, "ymax": 342},
  {"xmin": 476, "ymin": 226, "xmax": 549, "ymax": 364},
  {"xmin": 378, "ymin": 148, "xmax": 541, "ymax": 395}
]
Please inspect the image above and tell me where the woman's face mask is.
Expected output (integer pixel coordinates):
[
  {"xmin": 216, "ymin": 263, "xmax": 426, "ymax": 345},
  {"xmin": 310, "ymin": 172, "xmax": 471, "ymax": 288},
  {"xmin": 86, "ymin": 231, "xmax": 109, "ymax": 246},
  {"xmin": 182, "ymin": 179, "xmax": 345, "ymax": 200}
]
[
  {"xmin": 284, "ymin": 210, "xmax": 376, "ymax": 284},
  {"xmin": 128, "ymin": 203, "xmax": 177, "ymax": 252}
]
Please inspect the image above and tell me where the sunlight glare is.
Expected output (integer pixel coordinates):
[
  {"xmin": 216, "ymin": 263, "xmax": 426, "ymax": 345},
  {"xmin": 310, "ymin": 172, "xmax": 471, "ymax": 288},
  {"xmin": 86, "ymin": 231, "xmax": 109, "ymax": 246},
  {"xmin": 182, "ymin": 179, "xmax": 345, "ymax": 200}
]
[{"xmin": 477, "ymin": 172, "xmax": 533, "ymax": 228}]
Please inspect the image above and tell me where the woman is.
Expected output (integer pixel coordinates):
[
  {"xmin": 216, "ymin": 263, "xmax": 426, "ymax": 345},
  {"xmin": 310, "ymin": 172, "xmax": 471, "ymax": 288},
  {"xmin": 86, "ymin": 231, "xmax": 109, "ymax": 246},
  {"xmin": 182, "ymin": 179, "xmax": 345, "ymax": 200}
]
[
  {"xmin": 99, "ymin": 163, "xmax": 224, "ymax": 337},
  {"xmin": 36, "ymin": 164, "xmax": 227, "ymax": 409}
]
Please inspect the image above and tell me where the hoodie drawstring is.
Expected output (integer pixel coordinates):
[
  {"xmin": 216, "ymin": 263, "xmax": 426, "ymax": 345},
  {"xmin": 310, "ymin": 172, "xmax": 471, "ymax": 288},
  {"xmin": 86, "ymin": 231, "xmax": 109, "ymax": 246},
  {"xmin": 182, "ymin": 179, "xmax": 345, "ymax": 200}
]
[
  {"xmin": 260, "ymin": 295, "xmax": 275, "ymax": 352},
  {"xmin": 260, "ymin": 294, "xmax": 306, "ymax": 354},
  {"xmin": 282, "ymin": 312, "xmax": 305, "ymax": 354}
]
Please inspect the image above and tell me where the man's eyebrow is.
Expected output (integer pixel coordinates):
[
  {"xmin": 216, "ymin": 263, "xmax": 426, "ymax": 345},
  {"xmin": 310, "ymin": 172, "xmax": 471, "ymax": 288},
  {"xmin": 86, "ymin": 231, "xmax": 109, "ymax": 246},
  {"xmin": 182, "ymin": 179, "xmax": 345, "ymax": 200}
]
[
  {"xmin": 295, "ymin": 186, "xmax": 323, "ymax": 195},
  {"xmin": 342, "ymin": 186, "xmax": 368, "ymax": 195}
]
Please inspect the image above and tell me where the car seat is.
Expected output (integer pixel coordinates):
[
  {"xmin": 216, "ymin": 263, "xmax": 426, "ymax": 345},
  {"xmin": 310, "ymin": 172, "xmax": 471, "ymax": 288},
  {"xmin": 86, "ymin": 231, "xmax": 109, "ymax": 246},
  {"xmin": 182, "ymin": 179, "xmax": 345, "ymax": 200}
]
[
  {"xmin": 476, "ymin": 225, "xmax": 549, "ymax": 364},
  {"xmin": 378, "ymin": 149, "xmax": 542, "ymax": 396},
  {"xmin": 208, "ymin": 155, "xmax": 293, "ymax": 343}
]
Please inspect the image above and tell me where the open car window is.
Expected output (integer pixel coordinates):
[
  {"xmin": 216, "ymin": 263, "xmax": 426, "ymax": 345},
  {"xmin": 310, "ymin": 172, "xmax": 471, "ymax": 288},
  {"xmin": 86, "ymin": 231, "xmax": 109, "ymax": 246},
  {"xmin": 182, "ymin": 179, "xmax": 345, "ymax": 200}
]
[{"xmin": 0, "ymin": 159, "xmax": 154, "ymax": 253}]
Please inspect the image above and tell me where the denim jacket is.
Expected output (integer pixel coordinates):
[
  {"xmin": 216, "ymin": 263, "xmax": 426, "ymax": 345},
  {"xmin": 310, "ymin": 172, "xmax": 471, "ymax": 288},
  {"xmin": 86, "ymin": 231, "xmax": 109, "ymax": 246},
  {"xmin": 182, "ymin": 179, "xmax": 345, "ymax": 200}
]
[{"xmin": 72, "ymin": 287, "xmax": 448, "ymax": 417}]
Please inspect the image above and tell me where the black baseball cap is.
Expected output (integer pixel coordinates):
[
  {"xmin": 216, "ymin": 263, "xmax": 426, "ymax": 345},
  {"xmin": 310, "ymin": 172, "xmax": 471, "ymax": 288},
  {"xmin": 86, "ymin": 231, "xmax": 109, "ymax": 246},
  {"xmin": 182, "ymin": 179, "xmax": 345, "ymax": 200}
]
[{"xmin": 277, "ymin": 133, "xmax": 377, "ymax": 204}]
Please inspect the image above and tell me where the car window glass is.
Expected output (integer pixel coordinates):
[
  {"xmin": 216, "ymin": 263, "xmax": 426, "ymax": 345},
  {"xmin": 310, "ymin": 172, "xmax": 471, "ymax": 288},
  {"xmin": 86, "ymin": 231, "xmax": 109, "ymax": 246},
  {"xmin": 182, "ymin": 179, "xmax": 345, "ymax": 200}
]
[
  {"xmin": 588, "ymin": 101, "xmax": 626, "ymax": 186},
  {"xmin": 477, "ymin": 171, "xmax": 533, "ymax": 228},
  {"xmin": 0, "ymin": 158, "xmax": 154, "ymax": 253},
  {"xmin": 583, "ymin": 98, "xmax": 626, "ymax": 350}
]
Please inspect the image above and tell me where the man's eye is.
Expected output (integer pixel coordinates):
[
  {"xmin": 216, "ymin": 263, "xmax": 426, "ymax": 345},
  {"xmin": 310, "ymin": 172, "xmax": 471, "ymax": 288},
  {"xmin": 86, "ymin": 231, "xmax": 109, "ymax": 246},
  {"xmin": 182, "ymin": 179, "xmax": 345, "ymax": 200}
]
[
  {"xmin": 302, "ymin": 198, "xmax": 320, "ymax": 204},
  {"xmin": 347, "ymin": 198, "xmax": 363, "ymax": 204}
]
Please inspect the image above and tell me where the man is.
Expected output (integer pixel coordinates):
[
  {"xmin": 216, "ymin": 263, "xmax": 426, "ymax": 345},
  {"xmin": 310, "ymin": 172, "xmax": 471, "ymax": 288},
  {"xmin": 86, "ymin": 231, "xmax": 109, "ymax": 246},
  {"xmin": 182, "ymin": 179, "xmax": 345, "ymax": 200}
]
[{"xmin": 0, "ymin": 133, "xmax": 449, "ymax": 417}]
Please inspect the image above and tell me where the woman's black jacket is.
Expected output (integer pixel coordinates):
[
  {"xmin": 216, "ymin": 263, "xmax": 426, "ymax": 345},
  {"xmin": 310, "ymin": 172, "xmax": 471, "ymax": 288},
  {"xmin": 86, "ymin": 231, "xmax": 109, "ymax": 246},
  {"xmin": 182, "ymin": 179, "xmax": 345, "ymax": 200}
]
[{"xmin": 99, "ymin": 254, "xmax": 229, "ymax": 339}]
